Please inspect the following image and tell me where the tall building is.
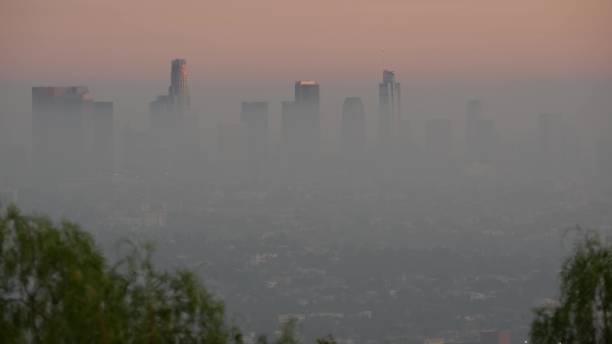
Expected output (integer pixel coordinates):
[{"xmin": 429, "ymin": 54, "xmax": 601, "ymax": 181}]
[
  {"xmin": 169, "ymin": 59, "xmax": 190, "ymax": 114},
  {"xmin": 31, "ymin": 86, "xmax": 93, "ymax": 181},
  {"xmin": 281, "ymin": 80, "xmax": 321, "ymax": 157},
  {"xmin": 294, "ymin": 80, "xmax": 320, "ymax": 107},
  {"xmin": 91, "ymin": 101, "xmax": 115, "ymax": 175},
  {"xmin": 341, "ymin": 97, "xmax": 366, "ymax": 158},
  {"xmin": 149, "ymin": 59, "xmax": 191, "ymax": 131},
  {"xmin": 241, "ymin": 101, "xmax": 269, "ymax": 160},
  {"xmin": 378, "ymin": 70, "xmax": 401, "ymax": 146}
]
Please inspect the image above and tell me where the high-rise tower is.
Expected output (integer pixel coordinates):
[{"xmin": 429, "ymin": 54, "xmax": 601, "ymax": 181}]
[
  {"xmin": 31, "ymin": 86, "xmax": 113, "ymax": 181},
  {"xmin": 282, "ymin": 80, "xmax": 321, "ymax": 157},
  {"xmin": 169, "ymin": 59, "xmax": 190, "ymax": 114},
  {"xmin": 149, "ymin": 59, "xmax": 191, "ymax": 131},
  {"xmin": 378, "ymin": 70, "xmax": 401, "ymax": 146}
]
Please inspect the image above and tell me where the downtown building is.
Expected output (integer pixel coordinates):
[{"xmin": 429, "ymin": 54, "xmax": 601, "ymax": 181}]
[
  {"xmin": 145, "ymin": 59, "xmax": 202, "ymax": 179},
  {"xmin": 378, "ymin": 70, "xmax": 402, "ymax": 148},
  {"xmin": 31, "ymin": 86, "xmax": 114, "ymax": 182},
  {"xmin": 149, "ymin": 59, "xmax": 191, "ymax": 132},
  {"xmin": 281, "ymin": 80, "xmax": 321, "ymax": 162}
]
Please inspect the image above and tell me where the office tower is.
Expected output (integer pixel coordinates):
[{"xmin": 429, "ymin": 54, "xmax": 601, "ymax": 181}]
[
  {"xmin": 149, "ymin": 59, "xmax": 190, "ymax": 131},
  {"xmin": 465, "ymin": 99, "xmax": 497, "ymax": 163},
  {"xmin": 341, "ymin": 97, "xmax": 366, "ymax": 158},
  {"xmin": 425, "ymin": 118, "xmax": 453, "ymax": 160},
  {"xmin": 32, "ymin": 86, "xmax": 93, "ymax": 181},
  {"xmin": 294, "ymin": 80, "xmax": 320, "ymax": 106},
  {"xmin": 91, "ymin": 101, "xmax": 115, "ymax": 175},
  {"xmin": 378, "ymin": 70, "xmax": 401, "ymax": 146},
  {"xmin": 169, "ymin": 59, "xmax": 190, "ymax": 114},
  {"xmin": 240, "ymin": 101, "xmax": 269, "ymax": 159},
  {"xmin": 281, "ymin": 80, "xmax": 321, "ymax": 157}
]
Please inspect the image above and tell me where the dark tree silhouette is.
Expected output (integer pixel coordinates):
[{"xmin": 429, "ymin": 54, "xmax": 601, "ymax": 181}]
[
  {"xmin": 0, "ymin": 205, "xmax": 241, "ymax": 343},
  {"xmin": 0, "ymin": 205, "xmax": 337, "ymax": 343},
  {"xmin": 530, "ymin": 233, "xmax": 612, "ymax": 344}
]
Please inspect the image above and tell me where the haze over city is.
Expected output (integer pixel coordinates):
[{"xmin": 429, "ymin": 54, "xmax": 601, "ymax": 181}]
[{"xmin": 1, "ymin": 1, "xmax": 612, "ymax": 343}]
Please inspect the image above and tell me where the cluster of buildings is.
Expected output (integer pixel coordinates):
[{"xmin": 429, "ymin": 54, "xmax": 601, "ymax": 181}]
[
  {"xmin": 12, "ymin": 58, "xmax": 610, "ymax": 187},
  {"xmin": 31, "ymin": 86, "xmax": 114, "ymax": 181}
]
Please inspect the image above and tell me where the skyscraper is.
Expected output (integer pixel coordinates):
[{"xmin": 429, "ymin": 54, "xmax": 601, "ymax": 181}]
[
  {"xmin": 149, "ymin": 59, "xmax": 191, "ymax": 131},
  {"xmin": 32, "ymin": 86, "xmax": 93, "ymax": 181},
  {"xmin": 341, "ymin": 97, "xmax": 366, "ymax": 158},
  {"xmin": 294, "ymin": 80, "xmax": 320, "ymax": 107},
  {"xmin": 378, "ymin": 70, "xmax": 401, "ymax": 146},
  {"xmin": 281, "ymin": 80, "xmax": 321, "ymax": 157},
  {"xmin": 169, "ymin": 59, "xmax": 190, "ymax": 114}
]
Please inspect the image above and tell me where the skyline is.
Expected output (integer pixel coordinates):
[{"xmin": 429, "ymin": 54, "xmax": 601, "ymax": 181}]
[
  {"xmin": 1, "ymin": 0, "xmax": 611, "ymax": 83},
  {"xmin": 1, "ymin": 3, "xmax": 612, "ymax": 342}
]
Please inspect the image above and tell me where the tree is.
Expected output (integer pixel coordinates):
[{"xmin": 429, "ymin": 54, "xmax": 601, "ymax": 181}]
[
  {"xmin": 0, "ymin": 205, "xmax": 337, "ymax": 343},
  {"xmin": 0, "ymin": 205, "xmax": 241, "ymax": 343},
  {"xmin": 253, "ymin": 319, "xmax": 299, "ymax": 344},
  {"xmin": 530, "ymin": 233, "xmax": 612, "ymax": 344}
]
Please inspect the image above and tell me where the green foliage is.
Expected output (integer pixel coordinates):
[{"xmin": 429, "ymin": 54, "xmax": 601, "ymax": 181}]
[
  {"xmin": 0, "ymin": 205, "xmax": 339, "ymax": 343},
  {"xmin": 276, "ymin": 319, "xmax": 299, "ymax": 344},
  {"xmin": 530, "ymin": 232, "xmax": 612, "ymax": 344},
  {"xmin": 254, "ymin": 319, "xmax": 300, "ymax": 344},
  {"xmin": 0, "ymin": 205, "xmax": 241, "ymax": 343}
]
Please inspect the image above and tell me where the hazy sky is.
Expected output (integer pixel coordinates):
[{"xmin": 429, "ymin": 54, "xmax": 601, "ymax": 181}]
[{"xmin": 1, "ymin": 0, "xmax": 611, "ymax": 84}]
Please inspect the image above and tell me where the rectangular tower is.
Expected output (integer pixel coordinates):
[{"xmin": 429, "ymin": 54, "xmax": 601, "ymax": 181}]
[
  {"xmin": 32, "ymin": 86, "xmax": 92, "ymax": 182},
  {"xmin": 169, "ymin": 59, "xmax": 190, "ymax": 114},
  {"xmin": 281, "ymin": 81, "xmax": 321, "ymax": 158},
  {"xmin": 378, "ymin": 70, "xmax": 401, "ymax": 147}
]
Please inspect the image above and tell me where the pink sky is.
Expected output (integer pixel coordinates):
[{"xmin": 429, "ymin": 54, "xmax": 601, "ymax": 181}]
[{"xmin": 1, "ymin": 0, "xmax": 611, "ymax": 83}]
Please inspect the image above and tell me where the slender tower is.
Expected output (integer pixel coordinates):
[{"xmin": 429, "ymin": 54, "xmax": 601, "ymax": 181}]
[
  {"xmin": 282, "ymin": 80, "xmax": 321, "ymax": 156},
  {"xmin": 169, "ymin": 59, "xmax": 190, "ymax": 114},
  {"xmin": 378, "ymin": 70, "xmax": 401, "ymax": 146}
]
